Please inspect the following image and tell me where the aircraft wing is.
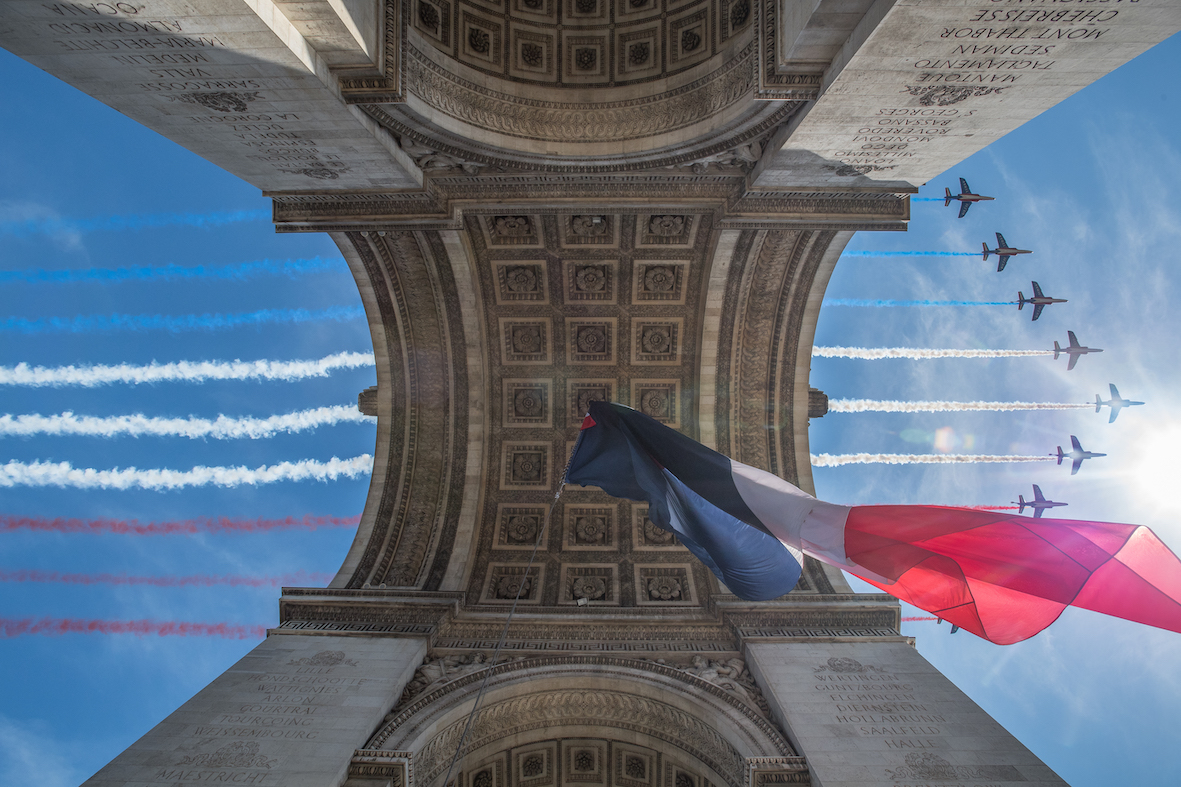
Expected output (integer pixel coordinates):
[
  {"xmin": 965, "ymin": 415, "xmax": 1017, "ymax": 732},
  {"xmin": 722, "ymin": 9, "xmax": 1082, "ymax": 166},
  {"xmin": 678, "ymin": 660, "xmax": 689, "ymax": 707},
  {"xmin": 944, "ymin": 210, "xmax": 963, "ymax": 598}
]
[
  {"xmin": 1067, "ymin": 353, "xmax": 1079, "ymax": 371},
  {"xmin": 1071, "ymin": 435, "xmax": 1083, "ymax": 451},
  {"xmin": 960, "ymin": 177, "xmax": 970, "ymax": 193},
  {"xmin": 1110, "ymin": 383, "xmax": 1120, "ymax": 398},
  {"xmin": 1068, "ymin": 330, "xmax": 1080, "ymax": 348},
  {"xmin": 1032, "ymin": 281, "xmax": 1045, "ymax": 298},
  {"xmin": 1034, "ymin": 508, "xmax": 1045, "ymax": 518},
  {"xmin": 1033, "ymin": 485, "xmax": 1045, "ymax": 502},
  {"xmin": 996, "ymin": 255, "xmax": 1009, "ymax": 272},
  {"xmin": 997, "ymin": 232, "xmax": 1008, "ymax": 248},
  {"xmin": 1032, "ymin": 302, "xmax": 1045, "ymax": 320},
  {"xmin": 1071, "ymin": 458, "xmax": 1083, "ymax": 475},
  {"xmin": 958, "ymin": 201, "xmax": 971, "ymax": 218},
  {"xmin": 1109, "ymin": 407, "xmax": 1120, "ymax": 424}
]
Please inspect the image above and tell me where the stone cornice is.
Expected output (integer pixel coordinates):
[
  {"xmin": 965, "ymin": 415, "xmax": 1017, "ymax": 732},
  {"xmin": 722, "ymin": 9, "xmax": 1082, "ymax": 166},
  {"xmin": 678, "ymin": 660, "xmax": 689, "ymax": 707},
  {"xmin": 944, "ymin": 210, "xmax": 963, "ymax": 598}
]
[{"xmin": 275, "ymin": 588, "xmax": 903, "ymax": 649}]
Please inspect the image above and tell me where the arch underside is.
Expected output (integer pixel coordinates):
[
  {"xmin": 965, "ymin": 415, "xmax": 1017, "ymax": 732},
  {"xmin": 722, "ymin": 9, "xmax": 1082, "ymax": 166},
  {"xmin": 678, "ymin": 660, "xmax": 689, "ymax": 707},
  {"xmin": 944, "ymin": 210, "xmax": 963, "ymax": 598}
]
[
  {"xmin": 329, "ymin": 217, "xmax": 854, "ymax": 601},
  {"xmin": 357, "ymin": 658, "xmax": 806, "ymax": 787}
]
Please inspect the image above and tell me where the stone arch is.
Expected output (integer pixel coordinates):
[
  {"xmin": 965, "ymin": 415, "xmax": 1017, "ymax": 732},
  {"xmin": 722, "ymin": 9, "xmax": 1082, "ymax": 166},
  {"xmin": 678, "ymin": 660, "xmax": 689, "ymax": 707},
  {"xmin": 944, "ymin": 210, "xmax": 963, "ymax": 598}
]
[{"xmin": 367, "ymin": 657, "xmax": 798, "ymax": 787}]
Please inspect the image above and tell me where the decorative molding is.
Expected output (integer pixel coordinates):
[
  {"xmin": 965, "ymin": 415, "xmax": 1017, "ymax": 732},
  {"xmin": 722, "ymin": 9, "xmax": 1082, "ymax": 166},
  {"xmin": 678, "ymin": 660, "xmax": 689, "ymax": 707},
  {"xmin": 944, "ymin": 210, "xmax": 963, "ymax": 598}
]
[
  {"xmin": 370, "ymin": 656, "xmax": 799, "ymax": 787},
  {"xmin": 754, "ymin": 0, "xmax": 823, "ymax": 100}
]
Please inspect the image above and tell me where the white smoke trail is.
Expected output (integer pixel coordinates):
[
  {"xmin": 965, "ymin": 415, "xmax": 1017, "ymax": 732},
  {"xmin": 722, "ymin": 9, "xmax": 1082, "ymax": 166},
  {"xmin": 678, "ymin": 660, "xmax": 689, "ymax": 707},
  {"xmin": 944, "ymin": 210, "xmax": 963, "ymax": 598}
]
[
  {"xmin": 813, "ymin": 346, "xmax": 1053, "ymax": 360},
  {"xmin": 812, "ymin": 453, "xmax": 1054, "ymax": 467},
  {"xmin": 0, "ymin": 455, "xmax": 373, "ymax": 491},
  {"xmin": 0, "ymin": 351, "xmax": 375, "ymax": 387},
  {"xmin": 0, "ymin": 405, "xmax": 373, "ymax": 440},
  {"xmin": 829, "ymin": 399, "xmax": 1092, "ymax": 414}
]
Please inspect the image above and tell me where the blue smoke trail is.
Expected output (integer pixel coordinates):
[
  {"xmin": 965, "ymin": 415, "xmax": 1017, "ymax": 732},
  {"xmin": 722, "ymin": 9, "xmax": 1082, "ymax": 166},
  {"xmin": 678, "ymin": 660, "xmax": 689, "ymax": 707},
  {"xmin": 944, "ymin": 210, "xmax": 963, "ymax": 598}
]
[
  {"xmin": 2, "ymin": 306, "xmax": 364, "ymax": 335},
  {"xmin": 0, "ymin": 209, "xmax": 270, "ymax": 237},
  {"xmin": 823, "ymin": 299, "xmax": 1012, "ymax": 307},
  {"xmin": 911, "ymin": 197, "xmax": 944, "ymax": 202},
  {"xmin": 0, "ymin": 257, "xmax": 347, "ymax": 285},
  {"xmin": 841, "ymin": 250, "xmax": 977, "ymax": 257}
]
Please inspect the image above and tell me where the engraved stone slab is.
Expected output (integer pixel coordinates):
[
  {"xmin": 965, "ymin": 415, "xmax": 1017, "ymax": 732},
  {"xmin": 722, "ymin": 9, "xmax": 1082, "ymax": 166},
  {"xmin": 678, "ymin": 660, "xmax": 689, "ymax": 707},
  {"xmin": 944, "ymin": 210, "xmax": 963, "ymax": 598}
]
[
  {"xmin": 759, "ymin": 0, "xmax": 1181, "ymax": 188},
  {"xmin": 83, "ymin": 635, "xmax": 427, "ymax": 787},
  {"xmin": 0, "ymin": 0, "xmax": 417, "ymax": 191},
  {"xmin": 746, "ymin": 641, "xmax": 1068, "ymax": 787}
]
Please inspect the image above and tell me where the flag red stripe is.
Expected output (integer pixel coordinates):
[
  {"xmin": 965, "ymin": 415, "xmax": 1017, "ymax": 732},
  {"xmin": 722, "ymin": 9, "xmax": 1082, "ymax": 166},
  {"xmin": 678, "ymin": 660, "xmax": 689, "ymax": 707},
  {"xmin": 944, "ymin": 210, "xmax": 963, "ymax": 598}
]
[{"xmin": 843, "ymin": 506, "xmax": 1181, "ymax": 644}]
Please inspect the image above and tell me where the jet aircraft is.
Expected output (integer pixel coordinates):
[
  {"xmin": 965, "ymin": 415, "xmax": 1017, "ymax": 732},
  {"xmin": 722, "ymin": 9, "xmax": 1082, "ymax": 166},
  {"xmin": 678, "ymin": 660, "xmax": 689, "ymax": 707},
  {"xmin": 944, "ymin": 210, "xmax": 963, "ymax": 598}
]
[
  {"xmin": 982, "ymin": 232, "xmax": 1033, "ymax": 272},
  {"xmin": 1053, "ymin": 330, "xmax": 1103, "ymax": 371},
  {"xmin": 1017, "ymin": 281, "xmax": 1066, "ymax": 321},
  {"xmin": 1053, "ymin": 435, "xmax": 1106, "ymax": 475},
  {"xmin": 1013, "ymin": 484, "xmax": 1067, "ymax": 518},
  {"xmin": 1095, "ymin": 384, "xmax": 1145, "ymax": 423},
  {"xmin": 945, "ymin": 177, "xmax": 994, "ymax": 218}
]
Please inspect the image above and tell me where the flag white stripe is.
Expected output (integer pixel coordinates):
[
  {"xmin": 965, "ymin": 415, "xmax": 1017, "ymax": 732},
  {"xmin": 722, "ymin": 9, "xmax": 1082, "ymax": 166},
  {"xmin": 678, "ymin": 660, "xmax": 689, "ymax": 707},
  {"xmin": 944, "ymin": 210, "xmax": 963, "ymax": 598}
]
[{"xmin": 0, "ymin": 405, "xmax": 372, "ymax": 440}]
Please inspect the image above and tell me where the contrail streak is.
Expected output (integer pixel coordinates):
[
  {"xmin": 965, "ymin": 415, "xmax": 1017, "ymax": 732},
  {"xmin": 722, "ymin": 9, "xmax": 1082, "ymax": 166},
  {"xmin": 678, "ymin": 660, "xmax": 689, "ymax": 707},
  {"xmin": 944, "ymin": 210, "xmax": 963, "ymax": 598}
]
[
  {"xmin": 0, "ymin": 570, "xmax": 333, "ymax": 588},
  {"xmin": 0, "ymin": 350, "xmax": 375, "ymax": 388},
  {"xmin": 0, "ymin": 513, "xmax": 360, "ymax": 535},
  {"xmin": 901, "ymin": 616, "xmax": 940, "ymax": 621},
  {"xmin": 910, "ymin": 198, "xmax": 946, "ymax": 202},
  {"xmin": 0, "ymin": 209, "xmax": 269, "ymax": 237},
  {"xmin": 2, "ymin": 305, "xmax": 364, "ymax": 335},
  {"xmin": 841, "ymin": 250, "xmax": 977, "ymax": 256},
  {"xmin": 968, "ymin": 505, "xmax": 1020, "ymax": 511},
  {"xmin": 813, "ymin": 346, "xmax": 1052, "ymax": 360},
  {"xmin": 0, "ymin": 455, "xmax": 373, "ymax": 491},
  {"xmin": 0, "ymin": 617, "xmax": 266, "ymax": 639},
  {"xmin": 829, "ymin": 399, "xmax": 1093, "ymax": 414},
  {"xmin": 0, "ymin": 256, "xmax": 346, "ymax": 285},
  {"xmin": 823, "ymin": 299, "xmax": 1012, "ymax": 307},
  {"xmin": 0, "ymin": 404, "xmax": 373, "ymax": 440},
  {"xmin": 812, "ymin": 453, "xmax": 1055, "ymax": 466}
]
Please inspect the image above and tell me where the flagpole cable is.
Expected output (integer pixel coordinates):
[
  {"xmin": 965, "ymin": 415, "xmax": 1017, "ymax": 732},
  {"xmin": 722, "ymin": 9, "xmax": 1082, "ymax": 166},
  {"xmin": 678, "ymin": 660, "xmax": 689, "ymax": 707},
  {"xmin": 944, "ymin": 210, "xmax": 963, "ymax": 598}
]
[{"xmin": 436, "ymin": 439, "xmax": 581, "ymax": 787}]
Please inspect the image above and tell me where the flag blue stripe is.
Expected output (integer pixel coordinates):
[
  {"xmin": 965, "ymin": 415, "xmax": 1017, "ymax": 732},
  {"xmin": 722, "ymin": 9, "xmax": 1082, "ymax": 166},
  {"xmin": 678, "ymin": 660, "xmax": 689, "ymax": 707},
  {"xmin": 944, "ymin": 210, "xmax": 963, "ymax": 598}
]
[
  {"xmin": 565, "ymin": 402, "xmax": 800, "ymax": 600},
  {"xmin": 567, "ymin": 402, "xmax": 772, "ymax": 536}
]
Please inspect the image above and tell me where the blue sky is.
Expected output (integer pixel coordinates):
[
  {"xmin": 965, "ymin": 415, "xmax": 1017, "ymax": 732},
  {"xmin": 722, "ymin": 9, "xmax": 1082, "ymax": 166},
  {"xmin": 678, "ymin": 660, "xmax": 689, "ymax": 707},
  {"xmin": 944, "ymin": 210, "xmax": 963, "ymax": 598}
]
[{"xmin": 2, "ymin": 31, "xmax": 1180, "ymax": 787}]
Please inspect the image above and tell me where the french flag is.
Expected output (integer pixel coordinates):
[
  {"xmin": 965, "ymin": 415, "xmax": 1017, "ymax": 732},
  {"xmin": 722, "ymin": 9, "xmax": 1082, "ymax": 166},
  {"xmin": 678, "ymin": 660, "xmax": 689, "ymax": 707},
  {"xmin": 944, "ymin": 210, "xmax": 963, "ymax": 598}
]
[{"xmin": 565, "ymin": 401, "xmax": 1181, "ymax": 645}]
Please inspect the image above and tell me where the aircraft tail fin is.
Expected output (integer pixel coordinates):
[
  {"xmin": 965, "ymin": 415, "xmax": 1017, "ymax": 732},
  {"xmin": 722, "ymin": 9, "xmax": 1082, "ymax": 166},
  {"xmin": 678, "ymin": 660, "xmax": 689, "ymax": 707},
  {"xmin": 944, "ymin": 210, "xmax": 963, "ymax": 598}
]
[
  {"xmin": 1017, "ymin": 495, "xmax": 1027, "ymax": 512},
  {"xmin": 1018, "ymin": 292, "xmax": 1025, "ymax": 309},
  {"xmin": 1056, "ymin": 447, "xmax": 1064, "ymax": 465},
  {"xmin": 982, "ymin": 242, "xmax": 990, "ymax": 261},
  {"xmin": 945, "ymin": 188, "xmax": 953, "ymax": 207},
  {"xmin": 1096, "ymin": 395, "xmax": 1103, "ymax": 413},
  {"xmin": 1053, "ymin": 341, "xmax": 1061, "ymax": 359}
]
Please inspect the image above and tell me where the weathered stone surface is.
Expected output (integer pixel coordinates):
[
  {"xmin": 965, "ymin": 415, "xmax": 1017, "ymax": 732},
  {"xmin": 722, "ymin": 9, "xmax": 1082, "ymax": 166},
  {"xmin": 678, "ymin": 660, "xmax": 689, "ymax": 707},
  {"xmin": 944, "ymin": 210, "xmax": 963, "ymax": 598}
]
[
  {"xmin": 747, "ymin": 642, "xmax": 1069, "ymax": 787},
  {"xmin": 758, "ymin": 0, "xmax": 1181, "ymax": 188},
  {"xmin": 84, "ymin": 635, "xmax": 427, "ymax": 787}
]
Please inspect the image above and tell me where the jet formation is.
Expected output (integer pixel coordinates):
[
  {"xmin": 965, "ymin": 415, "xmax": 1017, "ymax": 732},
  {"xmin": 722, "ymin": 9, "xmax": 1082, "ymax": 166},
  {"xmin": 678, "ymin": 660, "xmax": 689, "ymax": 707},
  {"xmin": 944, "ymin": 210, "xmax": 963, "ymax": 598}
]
[
  {"xmin": 1016, "ymin": 281, "xmax": 1066, "ymax": 321},
  {"xmin": 1013, "ymin": 485, "xmax": 1068, "ymax": 518},
  {"xmin": 982, "ymin": 232, "xmax": 1033, "ymax": 272},
  {"xmin": 1054, "ymin": 436, "xmax": 1106, "ymax": 475},
  {"xmin": 945, "ymin": 177, "xmax": 994, "ymax": 218},
  {"xmin": 1095, "ymin": 384, "xmax": 1145, "ymax": 423},
  {"xmin": 1054, "ymin": 331, "xmax": 1102, "ymax": 371}
]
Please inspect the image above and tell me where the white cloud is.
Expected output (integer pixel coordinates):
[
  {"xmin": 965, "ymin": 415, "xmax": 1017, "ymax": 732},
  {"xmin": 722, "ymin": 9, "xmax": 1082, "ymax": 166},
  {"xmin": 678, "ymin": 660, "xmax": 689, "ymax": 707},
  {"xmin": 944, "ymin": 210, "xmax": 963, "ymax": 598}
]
[{"xmin": 0, "ymin": 714, "xmax": 84, "ymax": 787}]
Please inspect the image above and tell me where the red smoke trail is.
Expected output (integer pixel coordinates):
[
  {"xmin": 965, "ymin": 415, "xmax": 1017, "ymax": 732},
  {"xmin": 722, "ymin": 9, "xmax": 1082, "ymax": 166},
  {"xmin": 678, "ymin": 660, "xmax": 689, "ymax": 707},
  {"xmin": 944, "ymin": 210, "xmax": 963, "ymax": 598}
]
[
  {"xmin": 0, "ymin": 513, "xmax": 360, "ymax": 535},
  {"xmin": 967, "ymin": 505, "xmax": 1020, "ymax": 511},
  {"xmin": 902, "ymin": 616, "xmax": 940, "ymax": 622},
  {"xmin": 0, "ymin": 570, "xmax": 333, "ymax": 587},
  {"xmin": 0, "ymin": 617, "xmax": 266, "ymax": 639}
]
